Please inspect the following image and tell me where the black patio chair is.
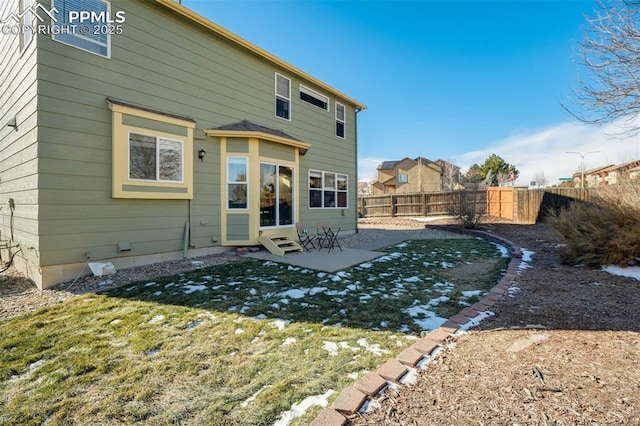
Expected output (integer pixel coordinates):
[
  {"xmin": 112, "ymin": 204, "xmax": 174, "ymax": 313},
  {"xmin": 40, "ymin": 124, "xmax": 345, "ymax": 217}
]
[
  {"xmin": 296, "ymin": 223, "xmax": 316, "ymax": 251},
  {"xmin": 316, "ymin": 222, "xmax": 342, "ymax": 252}
]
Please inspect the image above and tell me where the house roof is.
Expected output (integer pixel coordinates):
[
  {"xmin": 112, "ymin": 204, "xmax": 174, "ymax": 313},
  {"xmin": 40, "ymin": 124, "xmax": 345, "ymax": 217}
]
[
  {"xmin": 574, "ymin": 164, "xmax": 614, "ymax": 177},
  {"xmin": 377, "ymin": 161, "xmax": 400, "ymax": 170},
  {"xmin": 204, "ymin": 120, "xmax": 310, "ymax": 154},
  {"xmin": 597, "ymin": 160, "xmax": 640, "ymax": 173},
  {"xmin": 153, "ymin": 0, "xmax": 366, "ymax": 111},
  {"xmin": 209, "ymin": 120, "xmax": 301, "ymax": 141}
]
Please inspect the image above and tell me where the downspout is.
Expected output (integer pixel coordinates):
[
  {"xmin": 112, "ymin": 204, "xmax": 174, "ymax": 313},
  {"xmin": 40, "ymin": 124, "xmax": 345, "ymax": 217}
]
[{"xmin": 355, "ymin": 107, "xmax": 361, "ymax": 234}]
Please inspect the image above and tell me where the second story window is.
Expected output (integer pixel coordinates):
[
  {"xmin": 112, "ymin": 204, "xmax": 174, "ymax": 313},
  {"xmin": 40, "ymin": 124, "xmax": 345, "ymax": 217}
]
[
  {"xmin": 275, "ymin": 73, "xmax": 291, "ymax": 120},
  {"xmin": 52, "ymin": 0, "xmax": 111, "ymax": 57},
  {"xmin": 20, "ymin": 0, "xmax": 34, "ymax": 50},
  {"xmin": 300, "ymin": 85, "xmax": 328, "ymax": 110},
  {"xmin": 398, "ymin": 173, "xmax": 408, "ymax": 183},
  {"xmin": 336, "ymin": 103, "xmax": 345, "ymax": 138}
]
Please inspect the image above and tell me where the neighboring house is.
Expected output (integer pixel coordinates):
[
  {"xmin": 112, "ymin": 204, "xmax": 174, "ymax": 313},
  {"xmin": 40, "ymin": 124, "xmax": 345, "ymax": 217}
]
[
  {"xmin": 574, "ymin": 160, "xmax": 640, "ymax": 187},
  {"xmin": 371, "ymin": 157, "xmax": 452, "ymax": 195},
  {"xmin": 0, "ymin": 0, "xmax": 365, "ymax": 288},
  {"xmin": 629, "ymin": 164, "xmax": 640, "ymax": 180}
]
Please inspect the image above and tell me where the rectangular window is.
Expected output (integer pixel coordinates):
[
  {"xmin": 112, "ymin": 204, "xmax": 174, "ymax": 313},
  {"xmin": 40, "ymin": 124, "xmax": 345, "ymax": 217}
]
[
  {"xmin": 336, "ymin": 102, "xmax": 345, "ymax": 138},
  {"xmin": 309, "ymin": 170, "xmax": 348, "ymax": 209},
  {"xmin": 228, "ymin": 157, "xmax": 248, "ymax": 209},
  {"xmin": 275, "ymin": 73, "xmax": 291, "ymax": 120},
  {"xmin": 300, "ymin": 85, "xmax": 329, "ymax": 110},
  {"xmin": 129, "ymin": 133, "xmax": 183, "ymax": 182},
  {"xmin": 20, "ymin": 0, "xmax": 34, "ymax": 50},
  {"xmin": 52, "ymin": 0, "xmax": 111, "ymax": 57},
  {"xmin": 398, "ymin": 173, "xmax": 408, "ymax": 183}
]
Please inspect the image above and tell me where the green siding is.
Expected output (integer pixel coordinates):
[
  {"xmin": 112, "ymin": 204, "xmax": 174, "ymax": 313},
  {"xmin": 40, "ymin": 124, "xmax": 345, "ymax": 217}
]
[
  {"xmin": 226, "ymin": 138, "xmax": 249, "ymax": 153},
  {"xmin": 260, "ymin": 141, "xmax": 295, "ymax": 162},
  {"xmin": 31, "ymin": 0, "xmax": 357, "ymax": 269},
  {"xmin": 226, "ymin": 214, "xmax": 250, "ymax": 241},
  {"xmin": 122, "ymin": 114, "xmax": 189, "ymax": 136}
]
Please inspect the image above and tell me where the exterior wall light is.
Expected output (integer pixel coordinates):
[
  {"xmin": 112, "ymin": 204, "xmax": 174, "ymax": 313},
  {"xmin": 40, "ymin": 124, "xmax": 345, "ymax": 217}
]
[{"xmin": 198, "ymin": 149, "xmax": 206, "ymax": 161}]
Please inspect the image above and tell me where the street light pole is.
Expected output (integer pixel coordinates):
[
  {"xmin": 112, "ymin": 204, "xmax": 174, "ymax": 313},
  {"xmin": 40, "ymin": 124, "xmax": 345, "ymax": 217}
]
[{"xmin": 566, "ymin": 151, "xmax": 601, "ymax": 188}]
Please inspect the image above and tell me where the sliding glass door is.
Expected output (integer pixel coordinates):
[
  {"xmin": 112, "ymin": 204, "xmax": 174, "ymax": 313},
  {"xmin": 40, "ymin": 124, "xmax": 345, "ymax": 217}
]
[{"xmin": 260, "ymin": 163, "xmax": 294, "ymax": 228}]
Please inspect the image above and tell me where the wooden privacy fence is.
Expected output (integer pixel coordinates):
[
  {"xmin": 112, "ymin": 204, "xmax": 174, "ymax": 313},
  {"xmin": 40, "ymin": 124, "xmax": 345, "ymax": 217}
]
[
  {"xmin": 358, "ymin": 190, "xmax": 486, "ymax": 218},
  {"xmin": 487, "ymin": 187, "xmax": 594, "ymax": 224},
  {"xmin": 359, "ymin": 187, "xmax": 593, "ymax": 223}
]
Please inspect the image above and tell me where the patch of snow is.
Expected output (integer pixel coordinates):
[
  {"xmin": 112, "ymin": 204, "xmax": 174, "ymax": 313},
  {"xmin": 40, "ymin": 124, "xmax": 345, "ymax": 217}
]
[
  {"xmin": 317, "ymin": 272, "xmax": 327, "ymax": 278},
  {"xmin": 399, "ymin": 367, "xmax": 418, "ymax": 385},
  {"xmin": 603, "ymin": 265, "xmax": 640, "ymax": 281},
  {"xmin": 252, "ymin": 314, "xmax": 268, "ymax": 320},
  {"xmin": 201, "ymin": 275, "xmax": 213, "ymax": 281},
  {"xmin": 280, "ymin": 289, "xmax": 306, "ymax": 299},
  {"xmin": 323, "ymin": 341, "xmax": 339, "ymax": 356},
  {"xmin": 492, "ymin": 242, "xmax": 510, "ymax": 258},
  {"xmin": 461, "ymin": 290, "xmax": 484, "ymax": 298},
  {"xmin": 248, "ymin": 288, "xmax": 257, "ymax": 296},
  {"xmin": 440, "ymin": 261, "xmax": 455, "ymax": 269},
  {"xmin": 404, "ymin": 276, "xmax": 422, "ymax": 283},
  {"xmin": 234, "ymin": 328, "xmax": 245, "ymax": 335},
  {"xmin": 521, "ymin": 248, "xmax": 534, "ymax": 262},
  {"xmin": 309, "ymin": 287, "xmax": 327, "ymax": 295},
  {"xmin": 331, "ymin": 275, "xmax": 342, "ymax": 282},
  {"xmin": 148, "ymin": 315, "xmax": 165, "ymax": 325},
  {"xmin": 348, "ymin": 372, "xmax": 359, "ymax": 380},
  {"xmin": 184, "ymin": 284, "xmax": 207, "ymax": 294},
  {"xmin": 262, "ymin": 261, "xmax": 279, "ymax": 267},
  {"xmin": 279, "ymin": 299, "xmax": 290, "ymax": 305},
  {"xmin": 356, "ymin": 339, "xmax": 390, "ymax": 356},
  {"xmin": 359, "ymin": 262, "xmax": 373, "ymax": 268},
  {"xmin": 287, "ymin": 265, "xmax": 300, "ymax": 271},
  {"xmin": 144, "ymin": 282, "xmax": 157, "ymax": 287},
  {"xmin": 144, "ymin": 348, "xmax": 160, "ymax": 357},
  {"xmin": 273, "ymin": 390, "xmax": 335, "ymax": 426},
  {"xmin": 241, "ymin": 385, "xmax": 272, "ymax": 408},
  {"xmin": 153, "ymin": 291, "xmax": 162, "ymax": 296},
  {"xmin": 457, "ymin": 310, "xmax": 495, "ymax": 332},
  {"xmin": 197, "ymin": 312, "xmax": 217, "ymax": 320},
  {"xmin": 282, "ymin": 337, "xmax": 297, "ymax": 346},
  {"xmin": 271, "ymin": 319, "xmax": 290, "ymax": 330},
  {"xmin": 380, "ymin": 321, "xmax": 388, "ymax": 328},
  {"xmin": 191, "ymin": 260, "xmax": 204, "ymax": 266},
  {"xmin": 29, "ymin": 359, "xmax": 44, "ymax": 371},
  {"xmin": 226, "ymin": 281, "xmax": 243, "ymax": 286},
  {"xmin": 360, "ymin": 398, "xmax": 381, "ymax": 413},
  {"xmin": 110, "ymin": 319, "xmax": 121, "ymax": 325}
]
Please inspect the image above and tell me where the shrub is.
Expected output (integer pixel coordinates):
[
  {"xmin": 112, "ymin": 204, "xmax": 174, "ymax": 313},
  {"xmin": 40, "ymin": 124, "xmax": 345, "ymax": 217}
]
[
  {"xmin": 447, "ymin": 185, "xmax": 486, "ymax": 229},
  {"xmin": 548, "ymin": 183, "xmax": 640, "ymax": 266}
]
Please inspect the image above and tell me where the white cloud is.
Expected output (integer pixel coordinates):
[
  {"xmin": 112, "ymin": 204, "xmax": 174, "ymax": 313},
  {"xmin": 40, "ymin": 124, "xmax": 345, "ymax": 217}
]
[
  {"xmin": 452, "ymin": 120, "xmax": 640, "ymax": 186},
  {"xmin": 358, "ymin": 156, "xmax": 384, "ymax": 182}
]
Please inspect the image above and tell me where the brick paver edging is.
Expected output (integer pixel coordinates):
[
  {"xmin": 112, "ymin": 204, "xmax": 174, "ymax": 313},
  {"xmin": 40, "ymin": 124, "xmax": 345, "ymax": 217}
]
[{"xmin": 311, "ymin": 224, "xmax": 522, "ymax": 426}]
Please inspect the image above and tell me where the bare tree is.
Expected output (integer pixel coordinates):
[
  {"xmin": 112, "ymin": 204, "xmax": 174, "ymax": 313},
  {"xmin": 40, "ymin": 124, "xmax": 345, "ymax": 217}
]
[
  {"xmin": 437, "ymin": 159, "xmax": 461, "ymax": 190},
  {"xmin": 447, "ymin": 182, "xmax": 486, "ymax": 229},
  {"xmin": 533, "ymin": 172, "xmax": 549, "ymax": 187},
  {"xmin": 566, "ymin": 1, "xmax": 640, "ymax": 136}
]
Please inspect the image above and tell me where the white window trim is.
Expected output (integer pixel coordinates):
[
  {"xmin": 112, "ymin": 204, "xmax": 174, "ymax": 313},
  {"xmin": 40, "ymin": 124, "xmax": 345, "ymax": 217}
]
[
  {"xmin": 52, "ymin": 0, "xmax": 112, "ymax": 58},
  {"xmin": 308, "ymin": 169, "xmax": 348, "ymax": 209},
  {"xmin": 227, "ymin": 156, "xmax": 249, "ymax": 210},
  {"xmin": 398, "ymin": 173, "xmax": 408, "ymax": 183},
  {"xmin": 335, "ymin": 102, "xmax": 346, "ymax": 139},
  {"xmin": 127, "ymin": 131, "xmax": 184, "ymax": 184},
  {"xmin": 275, "ymin": 72, "xmax": 291, "ymax": 121},
  {"xmin": 300, "ymin": 84, "xmax": 329, "ymax": 111},
  {"xmin": 20, "ymin": 0, "xmax": 35, "ymax": 53}
]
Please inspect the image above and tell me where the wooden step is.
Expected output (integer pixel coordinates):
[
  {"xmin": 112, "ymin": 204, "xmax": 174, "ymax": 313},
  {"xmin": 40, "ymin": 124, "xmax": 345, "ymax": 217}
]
[{"xmin": 258, "ymin": 235, "xmax": 303, "ymax": 256}]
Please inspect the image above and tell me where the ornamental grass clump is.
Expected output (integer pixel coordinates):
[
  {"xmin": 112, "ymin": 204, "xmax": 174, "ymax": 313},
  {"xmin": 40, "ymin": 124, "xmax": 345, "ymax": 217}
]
[{"xmin": 548, "ymin": 183, "xmax": 640, "ymax": 267}]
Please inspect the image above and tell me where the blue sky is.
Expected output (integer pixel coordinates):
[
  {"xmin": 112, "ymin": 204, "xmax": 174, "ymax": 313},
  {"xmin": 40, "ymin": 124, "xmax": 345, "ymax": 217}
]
[{"xmin": 183, "ymin": 0, "xmax": 640, "ymax": 185}]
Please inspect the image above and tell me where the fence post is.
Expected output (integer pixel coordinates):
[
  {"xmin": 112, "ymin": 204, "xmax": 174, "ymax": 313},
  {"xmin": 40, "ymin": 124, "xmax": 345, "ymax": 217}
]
[{"xmin": 391, "ymin": 194, "xmax": 396, "ymax": 217}]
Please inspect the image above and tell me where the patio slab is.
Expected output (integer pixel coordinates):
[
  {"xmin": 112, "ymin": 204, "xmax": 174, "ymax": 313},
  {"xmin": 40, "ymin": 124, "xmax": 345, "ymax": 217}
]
[{"xmin": 245, "ymin": 247, "xmax": 385, "ymax": 272}]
